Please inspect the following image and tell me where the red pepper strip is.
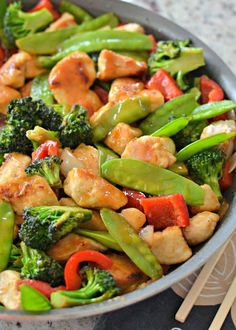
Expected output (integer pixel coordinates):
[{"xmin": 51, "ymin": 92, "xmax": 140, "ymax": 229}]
[
  {"xmin": 200, "ymin": 75, "xmax": 224, "ymax": 104},
  {"xmin": 94, "ymin": 86, "xmax": 109, "ymax": 104},
  {"xmin": 64, "ymin": 250, "xmax": 113, "ymax": 290},
  {"xmin": 140, "ymin": 194, "xmax": 190, "ymax": 230},
  {"xmin": 18, "ymin": 279, "xmax": 65, "ymax": 299},
  {"xmin": 0, "ymin": 47, "xmax": 5, "ymax": 67},
  {"xmin": 147, "ymin": 68, "xmax": 183, "ymax": 101},
  {"xmin": 219, "ymin": 160, "xmax": 233, "ymax": 190},
  {"xmin": 32, "ymin": 140, "xmax": 59, "ymax": 161},
  {"xmin": 29, "ymin": 0, "xmax": 60, "ymax": 20},
  {"xmin": 122, "ymin": 188, "xmax": 146, "ymax": 211},
  {"xmin": 148, "ymin": 34, "xmax": 157, "ymax": 54},
  {"xmin": 209, "ymin": 113, "xmax": 228, "ymax": 123}
]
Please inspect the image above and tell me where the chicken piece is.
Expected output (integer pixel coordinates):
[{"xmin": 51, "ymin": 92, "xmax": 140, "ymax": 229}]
[
  {"xmin": 0, "ymin": 84, "xmax": 21, "ymax": 115},
  {"xmin": 115, "ymin": 23, "xmax": 145, "ymax": 34},
  {"xmin": 109, "ymin": 78, "xmax": 144, "ymax": 104},
  {"xmin": 46, "ymin": 12, "xmax": 77, "ymax": 32},
  {"xmin": 190, "ymin": 184, "xmax": 221, "ymax": 215},
  {"xmin": 47, "ymin": 233, "xmax": 107, "ymax": 262},
  {"xmin": 0, "ymin": 52, "xmax": 31, "ymax": 88},
  {"xmin": 97, "ymin": 50, "xmax": 147, "ymax": 81},
  {"xmin": 183, "ymin": 211, "xmax": 220, "ymax": 246},
  {"xmin": 108, "ymin": 253, "xmax": 148, "ymax": 290},
  {"xmin": 0, "ymin": 271, "xmax": 21, "ymax": 310},
  {"xmin": 15, "ymin": 214, "xmax": 23, "ymax": 225},
  {"xmin": 139, "ymin": 89, "xmax": 165, "ymax": 112},
  {"xmin": 25, "ymin": 56, "xmax": 45, "ymax": 79},
  {"xmin": 151, "ymin": 226, "xmax": 192, "ymax": 265},
  {"xmin": 59, "ymin": 197, "xmax": 77, "ymax": 207},
  {"xmin": 20, "ymin": 80, "xmax": 33, "ymax": 97},
  {"xmin": 73, "ymin": 144, "xmax": 99, "ymax": 175},
  {"xmin": 104, "ymin": 123, "xmax": 142, "ymax": 155},
  {"xmin": 49, "ymin": 51, "xmax": 96, "ymax": 102},
  {"xmin": 64, "ymin": 168, "xmax": 127, "ymax": 209},
  {"xmin": 122, "ymin": 136, "xmax": 176, "ymax": 168},
  {"xmin": 121, "ymin": 208, "xmax": 146, "ymax": 231},
  {"xmin": 201, "ymin": 120, "xmax": 236, "ymax": 158},
  {"xmin": 0, "ymin": 153, "xmax": 58, "ymax": 214},
  {"xmin": 79, "ymin": 211, "xmax": 107, "ymax": 231},
  {"xmin": 71, "ymin": 90, "xmax": 103, "ymax": 117}
]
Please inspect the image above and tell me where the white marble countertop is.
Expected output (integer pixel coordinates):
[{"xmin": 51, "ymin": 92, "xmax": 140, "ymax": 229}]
[{"xmin": 1, "ymin": 0, "xmax": 235, "ymax": 329}]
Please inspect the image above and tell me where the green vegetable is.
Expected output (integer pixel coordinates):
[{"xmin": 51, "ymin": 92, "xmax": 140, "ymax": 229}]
[
  {"xmin": 173, "ymin": 120, "xmax": 208, "ymax": 150},
  {"xmin": 38, "ymin": 30, "xmax": 152, "ymax": 67},
  {"xmin": 20, "ymin": 242, "xmax": 64, "ymax": 287},
  {"xmin": 168, "ymin": 162, "xmax": 188, "ymax": 176},
  {"xmin": 4, "ymin": 2, "xmax": 53, "ymax": 47},
  {"xmin": 0, "ymin": 0, "xmax": 9, "ymax": 47},
  {"xmin": 151, "ymin": 117, "xmax": 191, "ymax": 137},
  {"xmin": 148, "ymin": 39, "xmax": 205, "ymax": 76},
  {"xmin": 59, "ymin": 0, "xmax": 93, "ymax": 22},
  {"xmin": 140, "ymin": 94, "xmax": 199, "ymax": 135},
  {"xmin": 7, "ymin": 244, "xmax": 23, "ymax": 272},
  {"xmin": 95, "ymin": 143, "xmax": 119, "ymax": 174},
  {"xmin": 59, "ymin": 105, "xmax": 93, "ymax": 149},
  {"xmin": 31, "ymin": 74, "xmax": 54, "ymax": 105},
  {"xmin": 187, "ymin": 87, "xmax": 201, "ymax": 101},
  {"xmin": 51, "ymin": 266, "xmax": 119, "ymax": 308},
  {"xmin": 116, "ymin": 50, "xmax": 148, "ymax": 62},
  {"xmin": 185, "ymin": 149, "xmax": 225, "ymax": 198},
  {"xmin": 176, "ymin": 71, "xmax": 190, "ymax": 91},
  {"xmin": 20, "ymin": 284, "xmax": 51, "ymax": 312},
  {"xmin": 176, "ymin": 132, "xmax": 236, "ymax": 161},
  {"xmin": 25, "ymin": 156, "xmax": 62, "ymax": 188},
  {"xmin": 17, "ymin": 13, "xmax": 118, "ymax": 54},
  {"xmin": 0, "ymin": 201, "xmax": 15, "ymax": 272},
  {"xmin": 75, "ymin": 228, "xmax": 122, "ymax": 251},
  {"xmin": 191, "ymin": 100, "xmax": 236, "ymax": 121},
  {"xmin": 101, "ymin": 159, "xmax": 204, "ymax": 205},
  {"xmin": 92, "ymin": 96, "xmax": 152, "ymax": 141},
  {"xmin": 19, "ymin": 206, "xmax": 92, "ymax": 251},
  {"xmin": 101, "ymin": 208, "xmax": 162, "ymax": 279},
  {"xmin": 26, "ymin": 126, "xmax": 60, "ymax": 147}
]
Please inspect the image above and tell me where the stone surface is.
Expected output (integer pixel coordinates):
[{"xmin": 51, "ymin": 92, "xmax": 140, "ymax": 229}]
[{"xmin": 0, "ymin": 0, "xmax": 234, "ymax": 329}]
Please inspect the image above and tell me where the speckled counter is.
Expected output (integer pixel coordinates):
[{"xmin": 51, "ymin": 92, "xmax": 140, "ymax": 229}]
[{"xmin": 0, "ymin": 1, "xmax": 235, "ymax": 329}]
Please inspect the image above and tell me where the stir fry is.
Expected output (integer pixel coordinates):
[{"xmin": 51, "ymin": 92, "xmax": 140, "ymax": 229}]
[{"xmin": 0, "ymin": 0, "xmax": 235, "ymax": 312}]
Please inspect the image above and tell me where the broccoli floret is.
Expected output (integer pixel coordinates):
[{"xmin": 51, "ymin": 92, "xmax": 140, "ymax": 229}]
[
  {"xmin": 185, "ymin": 149, "xmax": 225, "ymax": 198},
  {"xmin": 51, "ymin": 266, "xmax": 120, "ymax": 308},
  {"xmin": 59, "ymin": 105, "xmax": 93, "ymax": 149},
  {"xmin": 19, "ymin": 206, "xmax": 92, "ymax": 251},
  {"xmin": 148, "ymin": 39, "xmax": 205, "ymax": 76},
  {"xmin": 7, "ymin": 244, "xmax": 23, "ymax": 272},
  {"xmin": 25, "ymin": 156, "xmax": 62, "ymax": 188},
  {"xmin": 173, "ymin": 120, "xmax": 209, "ymax": 150},
  {"xmin": 36, "ymin": 100, "xmax": 63, "ymax": 131},
  {"xmin": 3, "ymin": 2, "xmax": 53, "ymax": 47},
  {"xmin": 20, "ymin": 242, "xmax": 64, "ymax": 287}
]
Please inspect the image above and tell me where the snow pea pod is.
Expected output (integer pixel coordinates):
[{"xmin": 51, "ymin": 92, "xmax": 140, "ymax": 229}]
[
  {"xmin": 151, "ymin": 116, "xmax": 191, "ymax": 137},
  {"xmin": 100, "ymin": 208, "xmax": 163, "ymax": 279},
  {"xmin": 59, "ymin": 0, "xmax": 93, "ymax": 22},
  {"xmin": 0, "ymin": 201, "xmax": 15, "ymax": 272},
  {"xmin": 191, "ymin": 100, "xmax": 236, "ymax": 121},
  {"xmin": 75, "ymin": 228, "xmax": 122, "ymax": 252},
  {"xmin": 176, "ymin": 132, "xmax": 236, "ymax": 161},
  {"xmin": 140, "ymin": 94, "xmax": 198, "ymax": 135},
  {"xmin": 91, "ymin": 96, "xmax": 152, "ymax": 142},
  {"xmin": 20, "ymin": 284, "xmax": 51, "ymax": 312},
  {"xmin": 31, "ymin": 73, "xmax": 54, "ymax": 105},
  {"xmin": 101, "ymin": 159, "xmax": 204, "ymax": 205},
  {"xmin": 95, "ymin": 143, "xmax": 119, "ymax": 174}
]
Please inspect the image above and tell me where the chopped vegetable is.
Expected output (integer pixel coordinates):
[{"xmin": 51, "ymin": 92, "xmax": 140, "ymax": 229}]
[
  {"xmin": 64, "ymin": 250, "xmax": 113, "ymax": 290},
  {"xmin": 19, "ymin": 206, "xmax": 92, "ymax": 251},
  {"xmin": 20, "ymin": 284, "xmax": 51, "ymax": 312},
  {"xmin": 28, "ymin": 0, "xmax": 59, "ymax": 20},
  {"xmin": 18, "ymin": 279, "xmax": 65, "ymax": 299},
  {"xmin": 122, "ymin": 188, "xmax": 146, "ymax": 211},
  {"xmin": 32, "ymin": 140, "xmax": 59, "ymax": 161},
  {"xmin": 191, "ymin": 100, "xmax": 236, "ymax": 121},
  {"xmin": 200, "ymin": 75, "xmax": 224, "ymax": 104},
  {"xmin": 219, "ymin": 160, "xmax": 233, "ymax": 190},
  {"xmin": 140, "ymin": 194, "xmax": 190, "ymax": 230},
  {"xmin": 96, "ymin": 143, "xmax": 119, "ymax": 174},
  {"xmin": 59, "ymin": 0, "xmax": 93, "ymax": 22},
  {"xmin": 26, "ymin": 126, "xmax": 60, "ymax": 148},
  {"xmin": 31, "ymin": 73, "xmax": 54, "ymax": 105},
  {"xmin": 151, "ymin": 117, "xmax": 191, "ymax": 137}
]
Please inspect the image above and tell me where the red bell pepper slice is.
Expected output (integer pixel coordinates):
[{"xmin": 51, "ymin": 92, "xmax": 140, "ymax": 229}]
[
  {"xmin": 219, "ymin": 160, "xmax": 233, "ymax": 190},
  {"xmin": 209, "ymin": 113, "xmax": 228, "ymax": 123},
  {"xmin": 18, "ymin": 279, "xmax": 65, "ymax": 299},
  {"xmin": 29, "ymin": 0, "xmax": 60, "ymax": 20},
  {"xmin": 140, "ymin": 194, "xmax": 190, "ymax": 230},
  {"xmin": 200, "ymin": 75, "xmax": 224, "ymax": 104},
  {"xmin": 122, "ymin": 188, "xmax": 146, "ymax": 211},
  {"xmin": 94, "ymin": 86, "xmax": 109, "ymax": 104},
  {"xmin": 64, "ymin": 250, "xmax": 113, "ymax": 290},
  {"xmin": 32, "ymin": 140, "xmax": 59, "ymax": 161},
  {"xmin": 147, "ymin": 69, "xmax": 183, "ymax": 101}
]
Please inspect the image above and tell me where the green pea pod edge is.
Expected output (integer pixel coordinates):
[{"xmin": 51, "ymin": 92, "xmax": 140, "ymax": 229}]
[
  {"xmin": 20, "ymin": 284, "xmax": 52, "ymax": 312},
  {"xmin": 151, "ymin": 116, "xmax": 191, "ymax": 137},
  {"xmin": 100, "ymin": 208, "xmax": 163, "ymax": 280},
  {"xmin": 177, "ymin": 132, "xmax": 236, "ymax": 161},
  {"xmin": 191, "ymin": 100, "xmax": 236, "ymax": 121}
]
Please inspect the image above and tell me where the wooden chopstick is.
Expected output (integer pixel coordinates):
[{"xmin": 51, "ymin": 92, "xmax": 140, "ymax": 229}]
[
  {"xmin": 208, "ymin": 274, "xmax": 236, "ymax": 330},
  {"xmin": 175, "ymin": 240, "xmax": 230, "ymax": 323}
]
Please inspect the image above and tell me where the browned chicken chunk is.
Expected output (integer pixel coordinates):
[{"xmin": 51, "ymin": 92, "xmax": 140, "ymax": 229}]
[
  {"xmin": 25, "ymin": 56, "xmax": 45, "ymax": 79},
  {"xmin": 115, "ymin": 23, "xmax": 145, "ymax": 34},
  {"xmin": 97, "ymin": 50, "xmax": 147, "ymax": 81},
  {"xmin": 46, "ymin": 12, "xmax": 77, "ymax": 32},
  {"xmin": 73, "ymin": 144, "xmax": 99, "ymax": 175},
  {"xmin": 64, "ymin": 168, "xmax": 127, "ymax": 209},
  {"xmin": 109, "ymin": 78, "xmax": 144, "ymax": 104},
  {"xmin": 0, "ymin": 84, "xmax": 21, "ymax": 114},
  {"xmin": 20, "ymin": 80, "xmax": 33, "ymax": 97}
]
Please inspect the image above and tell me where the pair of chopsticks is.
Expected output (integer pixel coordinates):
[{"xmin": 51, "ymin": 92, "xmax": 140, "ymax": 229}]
[{"xmin": 175, "ymin": 238, "xmax": 236, "ymax": 330}]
